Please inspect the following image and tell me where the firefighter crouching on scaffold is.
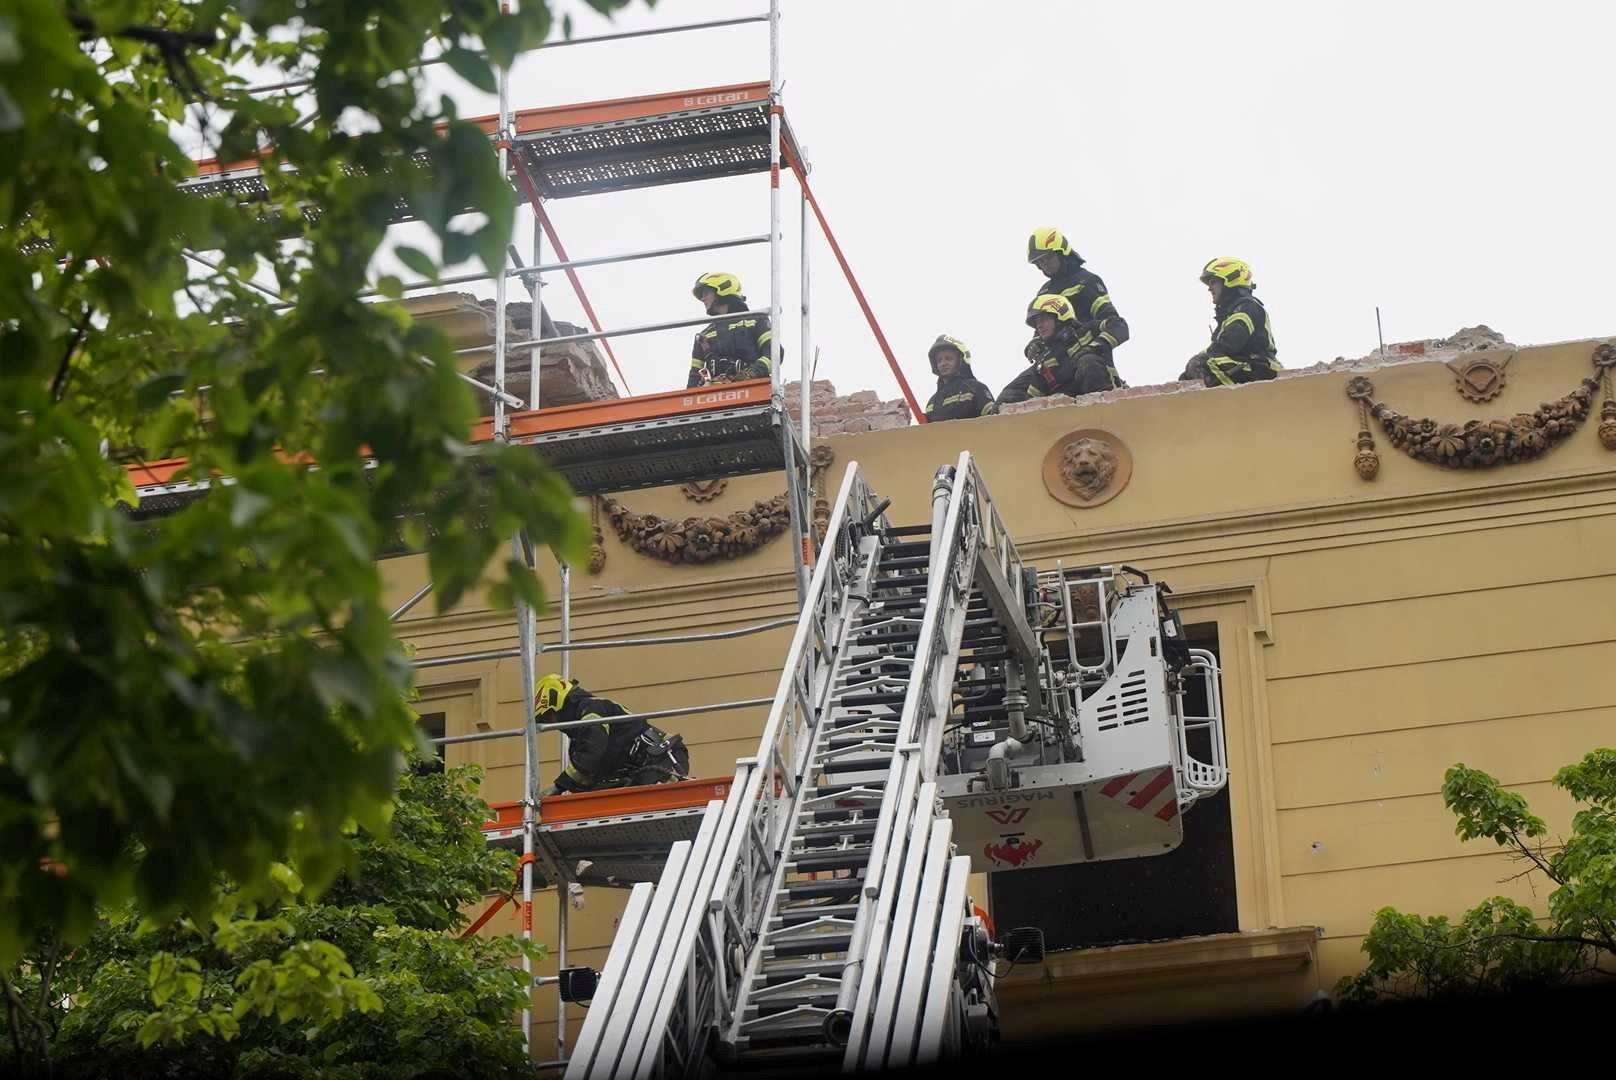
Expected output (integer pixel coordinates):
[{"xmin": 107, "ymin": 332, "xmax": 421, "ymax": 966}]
[{"xmin": 534, "ymin": 674, "xmax": 691, "ymax": 797}]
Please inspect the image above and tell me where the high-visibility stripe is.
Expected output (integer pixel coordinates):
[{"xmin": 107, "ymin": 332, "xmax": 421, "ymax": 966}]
[
  {"xmin": 1220, "ymin": 311, "xmax": 1256, "ymax": 335},
  {"xmin": 1128, "ymin": 768, "xmax": 1176, "ymax": 810},
  {"xmin": 1206, "ymin": 356, "xmax": 1250, "ymax": 386},
  {"xmin": 1100, "ymin": 773, "xmax": 1137, "ymax": 798},
  {"xmin": 1089, "ymin": 293, "xmax": 1111, "ymax": 318}
]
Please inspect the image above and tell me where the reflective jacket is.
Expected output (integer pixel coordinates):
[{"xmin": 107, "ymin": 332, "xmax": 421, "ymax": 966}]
[
  {"xmin": 1198, "ymin": 288, "xmax": 1279, "ymax": 386},
  {"xmin": 1030, "ymin": 255, "xmax": 1130, "ymax": 356},
  {"xmin": 925, "ymin": 372, "xmax": 994, "ymax": 422},
  {"xmin": 997, "ymin": 325, "xmax": 1126, "ymax": 404},
  {"xmin": 549, "ymin": 689, "xmax": 647, "ymax": 792},
  {"xmin": 689, "ymin": 303, "xmax": 776, "ymax": 388}
]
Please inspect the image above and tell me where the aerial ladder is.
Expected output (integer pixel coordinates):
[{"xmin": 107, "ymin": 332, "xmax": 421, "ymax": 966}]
[{"xmin": 563, "ymin": 452, "xmax": 1228, "ymax": 1077}]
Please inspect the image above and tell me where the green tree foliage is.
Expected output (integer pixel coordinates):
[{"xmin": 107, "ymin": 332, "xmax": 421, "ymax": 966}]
[
  {"xmin": 4, "ymin": 758, "xmax": 537, "ymax": 1077},
  {"xmin": 0, "ymin": 0, "xmax": 668, "ymax": 975},
  {"xmin": 1337, "ymin": 748, "xmax": 1616, "ymax": 1003}
]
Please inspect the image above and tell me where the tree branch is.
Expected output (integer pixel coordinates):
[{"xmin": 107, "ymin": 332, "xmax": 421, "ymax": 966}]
[
  {"xmin": 1, "ymin": 977, "xmax": 25, "ymax": 1067},
  {"xmin": 35, "ymin": 938, "xmax": 61, "ymax": 1040},
  {"xmin": 1505, "ymin": 825, "xmax": 1563, "ymax": 885},
  {"xmin": 50, "ymin": 312, "xmax": 92, "ymax": 404},
  {"xmin": 65, "ymin": 12, "xmax": 219, "ymax": 53}
]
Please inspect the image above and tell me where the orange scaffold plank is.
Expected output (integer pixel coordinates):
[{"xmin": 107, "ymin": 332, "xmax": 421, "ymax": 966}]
[
  {"xmin": 475, "ymin": 377, "xmax": 772, "ymax": 442},
  {"xmin": 480, "ymin": 770, "xmax": 789, "ymax": 836},
  {"xmin": 506, "ymin": 82, "xmax": 773, "ymax": 136},
  {"xmin": 125, "ymin": 379, "xmax": 771, "ymax": 490}
]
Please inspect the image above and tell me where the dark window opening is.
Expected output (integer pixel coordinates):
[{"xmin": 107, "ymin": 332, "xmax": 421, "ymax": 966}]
[
  {"xmin": 988, "ymin": 622, "xmax": 1238, "ymax": 951},
  {"xmin": 417, "ymin": 711, "xmax": 446, "ymax": 765}
]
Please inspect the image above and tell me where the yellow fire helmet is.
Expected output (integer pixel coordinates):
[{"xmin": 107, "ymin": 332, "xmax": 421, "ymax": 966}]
[
  {"xmin": 927, "ymin": 334, "xmax": 973, "ymax": 374},
  {"xmin": 1026, "ymin": 227, "xmax": 1073, "ymax": 263},
  {"xmin": 692, "ymin": 271, "xmax": 744, "ymax": 300},
  {"xmin": 1200, "ymin": 257, "xmax": 1253, "ymax": 289},
  {"xmin": 533, "ymin": 672, "xmax": 575, "ymax": 716},
  {"xmin": 1025, "ymin": 293, "xmax": 1077, "ymax": 328}
]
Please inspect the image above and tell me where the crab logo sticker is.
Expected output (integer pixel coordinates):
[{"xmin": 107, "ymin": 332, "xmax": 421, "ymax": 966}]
[{"xmin": 984, "ymin": 836, "xmax": 1043, "ymax": 868}]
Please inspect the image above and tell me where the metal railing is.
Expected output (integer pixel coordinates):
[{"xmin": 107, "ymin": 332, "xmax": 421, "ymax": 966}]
[
  {"xmin": 830, "ymin": 451, "xmax": 1004, "ymax": 1071},
  {"xmin": 562, "ymin": 458, "xmax": 889, "ymax": 1076}
]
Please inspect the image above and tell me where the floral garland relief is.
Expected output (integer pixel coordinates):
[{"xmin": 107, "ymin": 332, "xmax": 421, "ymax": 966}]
[
  {"xmin": 586, "ymin": 447, "xmax": 837, "ymax": 571},
  {"xmin": 1346, "ymin": 343, "xmax": 1616, "ymax": 480}
]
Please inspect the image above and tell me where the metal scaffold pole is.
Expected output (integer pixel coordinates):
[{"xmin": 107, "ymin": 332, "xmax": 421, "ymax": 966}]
[
  {"xmin": 556, "ymin": 560, "xmax": 571, "ymax": 1059},
  {"xmin": 766, "ymin": 0, "xmax": 809, "ymax": 603},
  {"xmin": 515, "ymin": 538, "xmax": 537, "ymax": 1058},
  {"xmin": 800, "ymin": 179, "xmax": 811, "ymax": 492},
  {"xmin": 491, "ymin": 6, "xmax": 529, "ymax": 1055},
  {"xmin": 530, "ymin": 210, "xmax": 543, "ymax": 410}
]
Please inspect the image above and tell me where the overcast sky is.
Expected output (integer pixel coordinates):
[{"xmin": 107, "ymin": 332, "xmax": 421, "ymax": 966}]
[{"xmin": 407, "ymin": 0, "xmax": 1616, "ymax": 403}]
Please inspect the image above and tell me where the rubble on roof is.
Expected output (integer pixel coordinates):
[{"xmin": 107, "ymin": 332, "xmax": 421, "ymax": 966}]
[
  {"xmin": 1001, "ymin": 326, "xmax": 1519, "ymax": 415},
  {"xmin": 783, "ymin": 380, "xmax": 913, "ymax": 437}
]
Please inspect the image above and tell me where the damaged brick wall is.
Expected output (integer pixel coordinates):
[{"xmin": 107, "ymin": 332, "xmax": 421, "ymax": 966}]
[{"xmin": 783, "ymin": 380, "xmax": 913, "ymax": 438}]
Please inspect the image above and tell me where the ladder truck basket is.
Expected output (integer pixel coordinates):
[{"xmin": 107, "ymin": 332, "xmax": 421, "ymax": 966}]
[{"xmin": 1174, "ymin": 647, "xmax": 1228, "ymax": 797}]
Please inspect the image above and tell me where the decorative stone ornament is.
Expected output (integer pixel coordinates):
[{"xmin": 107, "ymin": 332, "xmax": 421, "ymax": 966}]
[
  {"xmin": 1445, "ymin": 352, "xmax": 1514, "ymax": 403},
  {"xmin": 1042, "ymin": 429, "xmax": 1133, "ymax": 508},
  {"xmin": 583, "ymin": 448, "xmax": 840, "ymax": 571},
  {"xmin": 1346, "ymin": 343, "xmax": 1616, "ymax": 478},
  {"xmin": 679, "ymin": 479, "xmax": 728, "ymax": 503}
]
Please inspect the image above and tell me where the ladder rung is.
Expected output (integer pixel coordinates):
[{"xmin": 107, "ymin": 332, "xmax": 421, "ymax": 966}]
[
  {"xmin": 816, "ymin": 756, "xmax": 895, "ymax": 775},
  {"xmin": 747, "ymin": 992, "xmax": 840, "ymax": 1019},
  {"xmin": 773, "ymin": 902, "xmax": 860, "ymax": 927},
  {"xmin": 870, "ymin": 574, "xmax": 929, "ymax": 590},
  {"xmin": 768, "ymin": 932, "xmax": 852, "ymax": 958},
  {"xmin": 788, "ymin": 848, "xmax": 871, "ymax": 872},
  {"xmin": 758, "ymin": 958, "xmax": 848, "ymax": 984},
  {"xmin": 780, "ymin": 876, "xmax": 864, "ymax": 901},
  {"xmin": 881, "ymin": 523, "xmax": 933, "ymax": 537},
  {"xmin": 834, "ymin": 691, "xmax": 906, "ymax": 707}
]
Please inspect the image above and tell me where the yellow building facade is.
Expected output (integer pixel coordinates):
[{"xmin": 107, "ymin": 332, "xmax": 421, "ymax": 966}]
[{"xmin": 386, "ymin": 335, "xmax": 1616, "ymax": 1050}]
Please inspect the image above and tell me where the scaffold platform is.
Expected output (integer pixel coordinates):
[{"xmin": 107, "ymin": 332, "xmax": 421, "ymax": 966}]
[
  {"xmin": 483, "ymin": 777, "xmax": 733, "ymax": 889},
  {"xmin": 123, "ymin": 379, "xmax": 792, "ymax": 517},
  {"xmin": 492, "ymin": 378, "xmax": 792, "ymax": 495},
  {"xmin": 166, "ymin": 81, "xmax": 802, "ymax": 233}
]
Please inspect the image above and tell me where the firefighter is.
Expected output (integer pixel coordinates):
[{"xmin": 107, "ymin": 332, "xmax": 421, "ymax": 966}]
[
  {"xmin": 1180, "ymin": 257, "xmax": 1281, "ymax": 387},
  {"xmin": 994, "ymin": 294, "xmax": 1126, "ymax": 406},
  {"xmin": 1025, "ymin": 227, "xmax": 1129, "ymax": 361},
  {"xmin": 534, "ymin": 674, "xmax": 690, "ymax": 797},
  {"xmin": 688, "ymin": 271, "xmax": 777, "ymax": 389},
  {"xmin": 923, "ymin": 335, "xmax": 993, "ymax": 422}
]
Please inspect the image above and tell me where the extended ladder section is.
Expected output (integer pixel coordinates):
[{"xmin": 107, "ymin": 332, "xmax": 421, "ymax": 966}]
[{"xmin": 564, "ymin": 453, "xmax": 1229, "ymax": 1077}]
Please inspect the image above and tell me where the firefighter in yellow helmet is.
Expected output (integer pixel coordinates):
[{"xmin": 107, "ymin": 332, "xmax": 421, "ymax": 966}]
[
  {"xmin": 923, "ymin": 335, "xmax": 993, "ymax": 422},
  {"xmin": 1180, "ymin": 258, "xmax": 1281, "ymax": 387},
  {"xmin": 993, "ymin": 294, "xmax": 1126, "ymax": 407},
  {"xmin": 1025, "ymin": 227, "xmax": 1130, "ymax": 361},
  {"xmin": 533, "ymin": 674, "xmax": 690, "ymax": 797},
  {"xmin": 688, "ymin": 272, "xmax": 778, "ymax": 389}
]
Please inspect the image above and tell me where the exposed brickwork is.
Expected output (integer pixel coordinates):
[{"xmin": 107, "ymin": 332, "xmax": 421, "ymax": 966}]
[{"xmin": 783, "ymin": 380, "xmax": 913, "ymax": 438}]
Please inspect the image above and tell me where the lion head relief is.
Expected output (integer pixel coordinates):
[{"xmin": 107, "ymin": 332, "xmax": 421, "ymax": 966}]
[
  {"xmin": 1041, "ymin": 428, "xmax": 1132, "ymax": 508},
  {"xmin": 1059, "ymin": 437, "xmax": 1118, "ymax": 499}
]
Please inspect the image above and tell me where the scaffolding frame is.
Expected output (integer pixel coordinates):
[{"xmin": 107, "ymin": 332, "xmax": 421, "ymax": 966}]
[
  {"xmin": 117, "ymin": 4, "xmax": 933, "ymax": 1068},
  {"xmin": 375, "ymin": 5, "xmax": 909, "ymax": 1068}
]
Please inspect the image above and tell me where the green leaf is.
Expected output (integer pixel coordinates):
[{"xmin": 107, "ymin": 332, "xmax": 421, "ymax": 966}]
[
  {"xmin": 441, "ymin": 46, "xmax": 497, "ymax": 93},
  {"xmin": 376, "ymin": 274, "xmax": 404, "ymax": 300},
  {"xmin": 482, "ymin": 15, "xmax": 526, "ymax": 69},
  {"xmin": 394, "ymin": 245, "xmax": 439, "ymax": 283},
  {"xmin": 136, "ymin": 373, "xmax": 186, "ymax": 410}
]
